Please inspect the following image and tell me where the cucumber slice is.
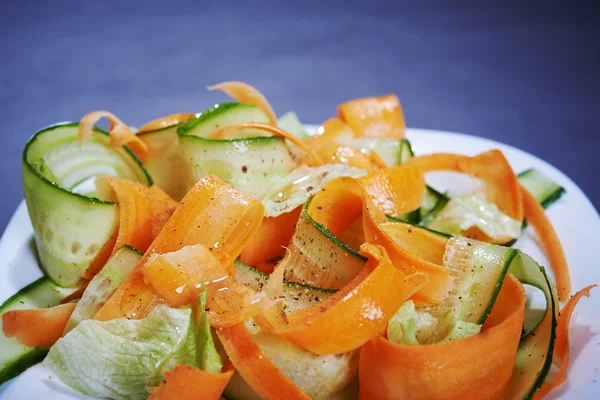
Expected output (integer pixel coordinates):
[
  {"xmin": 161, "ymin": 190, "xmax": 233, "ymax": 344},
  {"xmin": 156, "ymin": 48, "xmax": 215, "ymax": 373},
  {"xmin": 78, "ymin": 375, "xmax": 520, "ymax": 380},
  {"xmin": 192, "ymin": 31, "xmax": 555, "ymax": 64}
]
[
  {"xmin": 234, "ymin": 260, "xmax": 334, "ymax": 312},
  {"xmin": 277, "ymin": 112, "xmax": 310, "ymax": 140},
  {"xmin": 64, "ymin": 245, "xmax": 142, "ymax": 333},
  {"xmin": 425, "ymin": 193, "xmax": 522, "ymax": 243},
  {"xmin": 339, "ymin": 138, "xmax": 414, "ymax": 167},
  {"xmin": 284, "ymin": 199, "xmax": 367, "ymax": 290},
  {"xmin": 503, "ymin": 251, "xmax": 558, "ymax": 399},
  {"xmin": 418, "ymin": 169, "xmax": 565, "ymax": 245},
  {"xmin": 138, "ymin": 124, "xmax": 189, "ymax": 200},
  {"xmin": 388, "ymin": 236, "xmax": 514, "ymax": 344},
  {"xmin": 225, "ymin": 262, "xmax": 358, "ymax": 400},
  {"xmin": 178, "ymin": 102, "xmax": 270, "ymax": 139},
  {"xmin": 518, "ymin": 168, "xmax": 566, "ymax": 209},
  {"xmin": 0, "ymin": 278, "xmax": 78, "ymax": 384},
  {"xmin": 178, "ymin": 135, "xmax": 295, "ymax": 199},
  {"xmin": 22, "ymin": 122, "xmax": 151, "ymax": 287}
]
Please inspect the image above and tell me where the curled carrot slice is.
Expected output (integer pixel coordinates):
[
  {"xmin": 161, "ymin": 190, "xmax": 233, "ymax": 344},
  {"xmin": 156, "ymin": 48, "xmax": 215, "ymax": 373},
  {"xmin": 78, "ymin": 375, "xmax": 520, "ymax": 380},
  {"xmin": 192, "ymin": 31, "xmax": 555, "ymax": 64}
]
[
  {"xmin": 137, "ymin": 113, "xmax": 196, "ymax": 134},
  {"xmin": 255, "ymin": 244, "xmax": 428, "ymax": 355},
  {"xmin": 357, "ymin": 165, "xmax": 426, "ymax": 216},
  {"xmin": 521, "ymin": 184, "xmax": 571, "ymax": 302},
  {"xmin": 217, "ymin": 323, "xmax": 309, "ymax": 400},
  {"xmin": 2, "ymin": 303, "xmax": 76, "ymax": 348},
  {"xmin": 208, "ymin": 81, "xmax": 277, "ymax": 124},
  {"xmin": 532, "ymin": 284, "xmax": 596, "ymax": 399},
  {"xmin": 307, "ymin": 167, "xmax": 451, "ymax": 304},
  {"xmin": 141, "ymin": 245, "xmax": 275, "ymax": 327},
  {"xmin": 78, "ymin": 110, "xmax": 148, "ymax": 162},
  {"xmin": 403, "ymin": 150, "xmax": 524, "ymax": 221},
  {"xmin": 358, "ymin": 166, "xmax": 450, "ymax": 303},
  {"xmin": 209, "ymin": 122, "xmax": 323, "ymax": 166},
  {"xmin": 308, "ymin": 143, "xmax": 388, "ymax": 172},
  {"xmin": 358, "ymin": 273, "xmax": 526, "ymax": 400},
  {"xmin": 240, "ymin": 207, "xmax": 301, "ymax": 267},
  {"xmin": 95, "ymin": 175, "xmax": 264, "ymax": 321},
  {"xmin": 84, "ymin": 176, "xmax": 160, "ymax": 278},
  {"xmin": 379, "ymin": 221, "xmax": 447, "ymax": 265},
  {"xmin": 338, "ymin": 94, "xmax": 406, "ymax": 138},
  {"xmin": 312, "ymin": 117, "xmax": 355, "ymax": 140},
  {"xmin": 149, "ymin": 364, "xmax": 234, "ymax": 400}
]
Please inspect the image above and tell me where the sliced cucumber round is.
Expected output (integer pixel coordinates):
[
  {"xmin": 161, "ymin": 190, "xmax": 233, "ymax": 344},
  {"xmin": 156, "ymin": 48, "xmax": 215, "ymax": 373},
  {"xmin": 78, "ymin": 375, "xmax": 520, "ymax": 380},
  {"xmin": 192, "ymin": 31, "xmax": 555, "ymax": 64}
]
[
  {"xmin": 22, "ymin": 122, "xmax": 151, "ymax": 287},
  {"xmin": 138, "ymin": 124, "xmax": 189, "ymax": 200},
  {"xmin": 224, "ymin": 261, "xmax": 358, "ymax": 400},
  {"xmin": 178, "ymin": 134, "xmax": 295, "ymax": 199},
  {"xmin": 518, "ymin": 168, "xmax": 566, "ymax": 209},
  {"xmin": 178, "ymin": 102, "xmax": 270, "ymax": 139},
  {"xmin": 387, "ymin": 235, "xmax": 514, "ymax": 344},
  {"xmin": 503, "ymin": 251, "xmax": 558, "ymax": 399},
  {"xmin": 64, "ymin": 245, "xmax": 142, "ymax": 333},
  {"xmin": 283, "ymin": 199, "xmax": 367, "ymax": 290}
]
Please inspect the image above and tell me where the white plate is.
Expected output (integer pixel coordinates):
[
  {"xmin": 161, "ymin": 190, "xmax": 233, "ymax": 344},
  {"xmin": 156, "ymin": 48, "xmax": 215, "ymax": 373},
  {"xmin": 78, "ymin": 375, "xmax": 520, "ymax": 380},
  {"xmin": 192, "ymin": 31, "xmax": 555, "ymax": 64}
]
[{"xmin": 0, "ymin": 128, "xmax": 599, "ymax": 400}]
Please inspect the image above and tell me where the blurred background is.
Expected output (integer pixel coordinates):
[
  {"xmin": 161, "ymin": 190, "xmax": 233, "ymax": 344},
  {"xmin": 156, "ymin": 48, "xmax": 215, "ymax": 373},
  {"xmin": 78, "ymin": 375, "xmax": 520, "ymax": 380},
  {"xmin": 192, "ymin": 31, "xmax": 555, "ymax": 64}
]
[{"xmin": 0, "ymin": 0, "xmax": 598, "ymax": 230}]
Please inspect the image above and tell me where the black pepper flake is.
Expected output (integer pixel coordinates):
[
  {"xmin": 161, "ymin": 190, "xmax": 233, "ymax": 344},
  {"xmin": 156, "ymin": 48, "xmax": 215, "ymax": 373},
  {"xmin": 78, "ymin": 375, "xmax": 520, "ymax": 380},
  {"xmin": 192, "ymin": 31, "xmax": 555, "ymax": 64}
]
[{"xmin": 242, "ymin": 165, "xmax": 248, "ymax": 173}]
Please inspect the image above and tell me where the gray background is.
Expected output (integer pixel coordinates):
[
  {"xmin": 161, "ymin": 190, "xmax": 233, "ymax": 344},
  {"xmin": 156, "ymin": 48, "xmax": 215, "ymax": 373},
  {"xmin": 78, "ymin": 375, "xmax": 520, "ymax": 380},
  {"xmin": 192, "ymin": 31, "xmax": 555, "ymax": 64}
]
[{"xmin": 1, "ymin": 0, "xmax": 598, "ymax": 232}]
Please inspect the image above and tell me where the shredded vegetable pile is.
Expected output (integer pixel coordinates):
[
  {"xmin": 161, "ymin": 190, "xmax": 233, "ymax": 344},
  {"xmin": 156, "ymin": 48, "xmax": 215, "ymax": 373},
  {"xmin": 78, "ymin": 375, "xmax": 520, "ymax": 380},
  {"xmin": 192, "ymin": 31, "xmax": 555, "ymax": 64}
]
[{"xmin": 0, "ymin": 81, "xmax": 595, "ymax": 400}]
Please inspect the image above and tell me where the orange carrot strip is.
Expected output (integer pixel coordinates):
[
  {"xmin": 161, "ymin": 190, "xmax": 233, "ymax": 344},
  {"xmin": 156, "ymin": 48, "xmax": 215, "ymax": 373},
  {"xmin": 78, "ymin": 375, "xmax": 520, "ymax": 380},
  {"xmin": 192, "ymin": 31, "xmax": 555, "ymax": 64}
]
[
  {"xmin": 217, "ymin": 323, "xmax": 310, "ymax": 400},
  {"xmin": 358, "ymin": 273, "xmax": 526, "ymax": 400},
  {"xmin": 255, "ymin": 244, "xmax": 428, "ymax": 355},
  {"xmin": 2, "ymin": 303, "xmax": 76, "ymax": 348},
  {"xmin": 533, "ymin": 284, "xmax": 596, "ymax": 399},
  {"xmin": 240, "ymin": 206, "xmax": 301, "ymax": 267},
  {"xmin": 78, "ymin": 110, "xmax": 148, "ymax": 162},
  {"xmin": 141, "ymin": 245, "xmax": 272, "ymax": 327},
  {"xmin": 357, "ymin": 165, "xmax": 426, "ymax": 216},
  {"xmin": 209, "ymin": 122, "xmax": 323, "ymax": 166},
  {"xmin": 338, "ymin": 94, "xmax": 406, "ymax": 138},
  {"xmin": 379, "ymin": 221, "xmax": 447, "ymax": 265},
  {"xmin": 148, "ymin": 185, "xmax": 179, "ymax": 238},
  {"xmin": 307, "ymin": 177, "xmax": 364, "ymax": 237},
  {"xmin": 312, "ymin": 143, "xmax": 388, "ymax": 172},
  {"xmin": 403, "ymin": 150, "xmax": 524, "ymax": 221},
  {"xmin": 95, "ymin": 175, "xmax": 264, "ymax": 321},
  {"xmin": 137, "ymin": 113, "xmax": 196, "ymax": 133},
  {"xmin": 207, "ymin": 81, "xmax": 277, "ymax": 124},
  {"xmin": 313, "ymin": 117, "xmax": 355, "ymax": 140},
  {"xmin": 356, "ymin": 166, "xmax": 451, "ymax": 303},
  {"xmin": 149, "ymin": 364, "xmax": 233, "ymax": 400},
  {"xmin": 83, "ymin": 177, "xmax": 177, "ymax": 279},
  {"xmin": 307, "ymin": 167, "xmax": 450, "ymax": 304},
  {"xmin": 84, "ymin": 176, "xmax": 153, "ymax": 278},
  {"xmin": 521, "ymin": 184, "xmax": 571, "ymax": 302},
  {"xmin": 362, "ymin": 197, "xmax": 452, "ymax": 305}
]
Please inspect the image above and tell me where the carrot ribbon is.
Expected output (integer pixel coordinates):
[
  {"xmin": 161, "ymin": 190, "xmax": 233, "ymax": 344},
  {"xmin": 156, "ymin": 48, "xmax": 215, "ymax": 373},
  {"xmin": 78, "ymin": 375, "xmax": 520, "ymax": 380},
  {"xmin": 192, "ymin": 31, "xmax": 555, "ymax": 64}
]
[
  {"xmin": 338, "ymin": 94, "xmax": 406, "ymax": 138},
  {"xmin": 84, "ymin": 176, "xmax": 177, "ymax": 279},
  {"xmin": 78, "ymin": 111, "xmax": 148, "ymax": 162},
  {"xmin": 358, "ymin": 273, "xmax": 526, "ymax": 400},
  {"xmin": 521, "ymin": 184, "xmax": 571, "ymax": 302},
  {"xmin": 533, "ymin": 284, "xmax": 596, "ymax": 399},
  {"xmin": 94, "ymin": 175, "xmax": 264, "ymax": 321},
  {"xmin": 403, "ymin": 150, "xmax": 524, "ymax": 222},
  {"xmin": 207, "ymin": 81, "xmax": 277, "ymax": 124},
  {"xmin": 217, "ymin": 323, "xmax": 310, "ymax": 400},
  {"xmin": 2, "ymin": 303, "xmax": 76, "ymax": 348},
  {"xmin": 149, "ymin": 364, "xmax": 234, "ymax": 400}
]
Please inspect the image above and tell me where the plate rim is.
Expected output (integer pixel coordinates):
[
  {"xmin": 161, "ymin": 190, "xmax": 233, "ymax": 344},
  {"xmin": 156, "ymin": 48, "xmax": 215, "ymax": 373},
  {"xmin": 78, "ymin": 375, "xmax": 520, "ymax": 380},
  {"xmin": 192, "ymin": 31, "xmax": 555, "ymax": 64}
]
[{"xmin": 1, "ymin": 127, "xmax": 598, "ymax": 400}]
